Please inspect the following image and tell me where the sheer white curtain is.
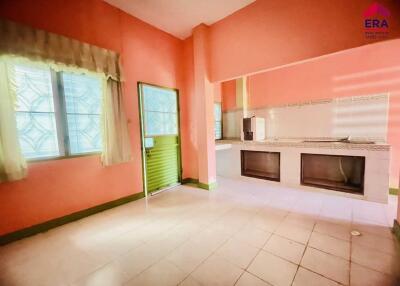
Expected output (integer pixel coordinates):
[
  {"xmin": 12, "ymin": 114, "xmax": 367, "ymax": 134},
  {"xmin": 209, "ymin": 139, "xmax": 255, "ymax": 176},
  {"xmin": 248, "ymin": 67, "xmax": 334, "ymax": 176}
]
[{"xmin": 0, "ymin": 59, "xmax": 27, "ymax": 182}]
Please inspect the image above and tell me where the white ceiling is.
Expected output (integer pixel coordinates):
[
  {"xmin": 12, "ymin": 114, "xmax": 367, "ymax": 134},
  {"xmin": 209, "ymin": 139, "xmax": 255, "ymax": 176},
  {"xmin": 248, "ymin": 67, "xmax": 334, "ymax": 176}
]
[{"xmin": 104, "ymin": 0, "xmax": 255, "ymax": 39}]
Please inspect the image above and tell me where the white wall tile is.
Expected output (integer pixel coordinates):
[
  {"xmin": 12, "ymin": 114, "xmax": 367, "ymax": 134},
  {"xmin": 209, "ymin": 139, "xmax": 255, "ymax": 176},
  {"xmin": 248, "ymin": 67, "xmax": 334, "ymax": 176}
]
[{"xmin": 222, "ymin": 94, "xmax": 389, "ymax": 141}]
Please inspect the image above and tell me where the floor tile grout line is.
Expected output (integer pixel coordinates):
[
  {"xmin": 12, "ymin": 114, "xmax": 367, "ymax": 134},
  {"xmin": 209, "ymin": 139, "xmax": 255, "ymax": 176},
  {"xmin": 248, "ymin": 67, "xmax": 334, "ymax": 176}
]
[
  {"xmin": 233, "ymin": 208, "xmax": 290, "ymax": 286},
  {"xmin": 314, "ymin": 217, "xmax": 395, "ymax": 244},
  {"xmin": 232, "ymin": 269, "xmax": 246, "ymax": 286},
  {"xmin": 298, "ymin": 264, "xmax": 347, "ymax": 286},
  {"xmin": 206, "ymin": 202, "xmax": 333, "ymax": 284},
  {"xmin": 234, "ymin": 270, "xmax": 275, "ymax": 286},
  {"xmin": 185, "ymin": 202, "xmax": 270, "ymax": 286},
  {"xmin": 304, "ymin": 244, "xmax": 349, "ymax": 261},
  {"xmin": 233, "ymin": 223, "xmax": 279, "ymax": 286},
  {"xmin": 295, "ymin": 220, "xmax": 350, "ymax": 286},
  {"xmin": 312, "ymin": 228, "xmax": 351, "ymax": 243},
  {"xmin": 349, "ymin": 260, "xmax": 398, "ymax": 278},
  {"xmin": 121, "ymin": 202, "xmax": 220, "ymax": 285},
  {"xmin": 175, "ymin": 225, "xmax": 238, "ymax": 285},
  {"xmin": 290, "ymin": 220, "xmax": 316, "ymax": 286},
  {"xmin": 238, "ymin": 207, "xmax": 331, "ymax": 285},
  {"xmin": 351, "ymin": 238, "xmax": 399, "ymax": 257},
  {"xmin": 172, "ymin": 203, "xmax": 254, "ymax": 285}
]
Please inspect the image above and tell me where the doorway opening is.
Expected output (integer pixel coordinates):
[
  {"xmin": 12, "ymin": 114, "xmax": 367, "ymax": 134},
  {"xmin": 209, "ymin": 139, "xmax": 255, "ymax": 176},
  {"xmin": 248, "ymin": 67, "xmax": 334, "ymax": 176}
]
[{"xmin": 138, "ymin": 82, "xmax": 182, "ymax": 196}]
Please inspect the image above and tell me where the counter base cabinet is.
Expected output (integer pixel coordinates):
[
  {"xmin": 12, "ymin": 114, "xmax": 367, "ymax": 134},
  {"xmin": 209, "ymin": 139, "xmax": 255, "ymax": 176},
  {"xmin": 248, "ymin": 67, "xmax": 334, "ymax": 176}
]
[
  {"xmin": 301, "ymin": 154, "xmax": 365, "ymax": 195},
  {"xmin": 216, "ymin": 141, "xmax": 389, "ymax": 203},
  {"xmin": 241, "ymin": 150, "xmax": 280, "ymax": 182}
]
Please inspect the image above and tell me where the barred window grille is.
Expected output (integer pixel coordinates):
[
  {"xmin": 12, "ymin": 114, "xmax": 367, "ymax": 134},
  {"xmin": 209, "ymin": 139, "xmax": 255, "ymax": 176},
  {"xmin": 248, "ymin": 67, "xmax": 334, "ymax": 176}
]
[
  {"xmin": 13, "ymin": 64, "xmax": 102, "ymax": 160},
  {"xmin": 214, "ymin": 102, "xmax": 222, "ymax": 140}
]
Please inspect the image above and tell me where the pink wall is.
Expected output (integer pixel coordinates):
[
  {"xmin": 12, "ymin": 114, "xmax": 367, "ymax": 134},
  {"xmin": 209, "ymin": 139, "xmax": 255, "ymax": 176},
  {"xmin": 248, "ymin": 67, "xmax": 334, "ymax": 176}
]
[
  {"xmin": 245, "ymin": 40, "xmax": 400, "ymax": 187},
  {"xmin": 213, "ymin": 83, "xmax": 222, "ymax": 102},
  {"xmin": 192, "ymin": 24, "xmax": 217, "ymax": 184},
  {"xmin": 221, "ymin": 80, "xmax": 237, "ymax": 112},
  {"xmin": 209, "ymin": 0, "xmax": 400, "ymax": 82},
  {"xmin": 0, "ymin": 0, "xmax": 186, "ymax": 235},
  {"xmin": 181, "ymin": 37, "xmax": 198, "ymax": 179}
]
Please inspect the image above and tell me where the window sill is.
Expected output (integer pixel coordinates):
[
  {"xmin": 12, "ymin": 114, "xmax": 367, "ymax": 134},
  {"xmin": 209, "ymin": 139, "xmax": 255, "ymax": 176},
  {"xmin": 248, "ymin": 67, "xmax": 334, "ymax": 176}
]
[{"xmin": 27, "ymin": 152, "xmax": 102, "ymax": 163}]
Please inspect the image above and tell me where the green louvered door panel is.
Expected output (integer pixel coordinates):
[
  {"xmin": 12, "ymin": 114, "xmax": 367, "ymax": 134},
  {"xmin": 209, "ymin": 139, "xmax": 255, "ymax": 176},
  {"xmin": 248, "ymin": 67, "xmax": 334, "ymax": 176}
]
[
  {"xmin": 140, "ymin": 83, "xmax": 181, "ymax": 194},
  {"xmin": 145, "ymin": 136, "xmax": 180, "ymax": 192}
]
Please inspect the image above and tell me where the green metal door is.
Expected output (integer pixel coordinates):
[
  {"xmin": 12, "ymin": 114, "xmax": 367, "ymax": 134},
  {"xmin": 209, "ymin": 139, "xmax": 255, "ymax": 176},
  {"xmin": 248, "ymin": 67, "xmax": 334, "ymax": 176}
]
[{"xmin": 139, "ymin": 83, "xmax": 181, "ymax": 194}]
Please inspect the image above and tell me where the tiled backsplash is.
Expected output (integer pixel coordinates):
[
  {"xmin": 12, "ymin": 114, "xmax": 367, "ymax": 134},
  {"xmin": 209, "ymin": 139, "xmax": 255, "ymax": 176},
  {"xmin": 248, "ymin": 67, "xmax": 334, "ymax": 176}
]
[{"xmin": 223, "ymin": 94, "xmax": 389, "ymax": 142}]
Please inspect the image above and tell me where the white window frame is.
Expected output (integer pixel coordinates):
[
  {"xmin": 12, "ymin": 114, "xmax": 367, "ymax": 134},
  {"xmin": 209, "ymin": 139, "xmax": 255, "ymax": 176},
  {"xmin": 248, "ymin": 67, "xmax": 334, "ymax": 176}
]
[
  {"xmin": 214, "ymin": 102, "xmax": 223, "ymax": 140},
  {"xmin": 14, "ymin": 65, "xmax": 102, "ymax": 161}
]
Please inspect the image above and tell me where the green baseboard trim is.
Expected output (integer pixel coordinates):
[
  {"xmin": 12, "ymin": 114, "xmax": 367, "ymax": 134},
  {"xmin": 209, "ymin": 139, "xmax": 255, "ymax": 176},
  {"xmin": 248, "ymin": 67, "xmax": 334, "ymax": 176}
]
[
  {"xmin": 393, "ymin": 220, "xmax": 400, "ymax": 242},
  {"xmin": 182, "ymin": 178, "xmax": 199, "ymax": 185},
  {"xmin": 389, "ymin": 188, "xmax": 399, "ymax": 196},
  {"xmin": 198, "ymin": 181, "xmax": 218, "ymax": 190},
  {"xmin": 182, "ymin": 178, "xmax": 217, "ymax": 190},
  {"xmin": 0, "ymin": 191, "xmax": 145, "ymax": 246}
]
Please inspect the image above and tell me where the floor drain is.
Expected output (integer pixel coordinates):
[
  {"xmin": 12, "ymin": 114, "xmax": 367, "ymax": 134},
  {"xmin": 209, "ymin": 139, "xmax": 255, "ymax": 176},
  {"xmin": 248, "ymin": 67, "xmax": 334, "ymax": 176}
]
[{"xmin": 351, "ymin": 230, "xmax": 361, "ymax": 236}]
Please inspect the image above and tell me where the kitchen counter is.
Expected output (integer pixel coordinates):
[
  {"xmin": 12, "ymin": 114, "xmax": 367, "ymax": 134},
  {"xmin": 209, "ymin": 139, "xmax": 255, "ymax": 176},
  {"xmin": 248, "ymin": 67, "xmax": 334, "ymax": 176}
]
[
  {"xmin": 215, "ymin": 139, "xmax": 390, "ymax": 203},
  {"xmin": 216, "ymin": 139, "xmax": 390, "ymax": 151}
]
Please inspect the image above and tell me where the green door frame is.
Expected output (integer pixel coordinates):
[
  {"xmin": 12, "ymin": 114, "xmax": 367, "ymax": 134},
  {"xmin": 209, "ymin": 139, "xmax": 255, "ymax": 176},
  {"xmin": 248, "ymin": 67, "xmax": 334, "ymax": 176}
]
[{"xmin": 137, "ymin": 82, "xmax": 183, "ymax": 197}]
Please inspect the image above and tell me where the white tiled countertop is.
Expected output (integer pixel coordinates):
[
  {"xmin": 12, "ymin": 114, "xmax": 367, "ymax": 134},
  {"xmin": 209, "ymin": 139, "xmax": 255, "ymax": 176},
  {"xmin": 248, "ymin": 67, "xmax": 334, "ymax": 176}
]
[{"xmin": 216, "ymin": 139, "xmax": 390, "ymax": 151}]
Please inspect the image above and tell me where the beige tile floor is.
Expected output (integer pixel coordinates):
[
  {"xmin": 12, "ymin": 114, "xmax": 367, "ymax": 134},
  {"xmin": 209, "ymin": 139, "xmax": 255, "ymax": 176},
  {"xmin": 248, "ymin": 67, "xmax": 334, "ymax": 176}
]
[{"xmin": 0, "ymin": 176, "xmax": 399, "ymax": 286}]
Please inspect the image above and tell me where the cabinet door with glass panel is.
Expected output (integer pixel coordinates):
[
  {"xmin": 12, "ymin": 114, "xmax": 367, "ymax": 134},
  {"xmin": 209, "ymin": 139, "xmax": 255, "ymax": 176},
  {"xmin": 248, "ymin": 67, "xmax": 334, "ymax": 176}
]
[{"xmin": 12, "ymin": 63, "xmax": 102, "ymax": 160}]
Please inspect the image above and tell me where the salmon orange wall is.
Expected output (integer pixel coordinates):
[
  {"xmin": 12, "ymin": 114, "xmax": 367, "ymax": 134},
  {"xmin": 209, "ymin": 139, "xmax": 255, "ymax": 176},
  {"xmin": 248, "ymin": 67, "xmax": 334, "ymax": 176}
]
[
  {"xmin": 221, "ymin": 80, "xmax": 237, "ymax": 111},
  {"xmin": 245, "ymin": 40, "xmax": 400, "ymax": 187},
  {"xmin": 0, "ymin": 0, "xmax": 186, "ymax": 235},
  {"xmin": 181, "ymin": 37, "xmax": 198, "ymax": 179},
  {"xmin": 209, "ymin": 0, "xmax": 400, "ymax": 82},
  {"xmin": 213, "ymin": 83, "xmax": 222, "ymax": 103}
]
